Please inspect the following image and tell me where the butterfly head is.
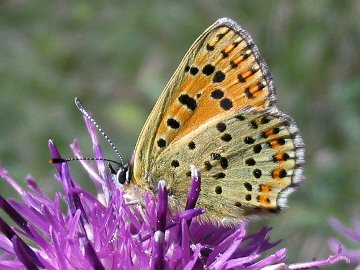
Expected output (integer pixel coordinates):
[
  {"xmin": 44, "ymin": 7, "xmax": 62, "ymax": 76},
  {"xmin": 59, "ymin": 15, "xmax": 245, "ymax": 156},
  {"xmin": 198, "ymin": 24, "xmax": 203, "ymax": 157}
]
[{"xmin": 109, "ymin": 162, "xmax": 132, "ymax": 186}]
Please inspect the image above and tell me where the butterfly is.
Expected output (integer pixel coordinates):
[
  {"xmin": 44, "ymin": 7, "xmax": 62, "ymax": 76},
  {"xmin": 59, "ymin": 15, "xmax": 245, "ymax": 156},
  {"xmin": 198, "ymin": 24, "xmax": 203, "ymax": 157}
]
[{"xmin": 118, "ymin": 18, "xmax": 304, "ymax": 225}]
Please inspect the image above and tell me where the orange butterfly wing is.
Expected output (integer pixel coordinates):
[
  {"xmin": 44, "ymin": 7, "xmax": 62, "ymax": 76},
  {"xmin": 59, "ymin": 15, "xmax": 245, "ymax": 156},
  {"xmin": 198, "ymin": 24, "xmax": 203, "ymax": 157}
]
[{"xmin": 133, "ymin": 18, "xmax": 275, "ymax": 186}]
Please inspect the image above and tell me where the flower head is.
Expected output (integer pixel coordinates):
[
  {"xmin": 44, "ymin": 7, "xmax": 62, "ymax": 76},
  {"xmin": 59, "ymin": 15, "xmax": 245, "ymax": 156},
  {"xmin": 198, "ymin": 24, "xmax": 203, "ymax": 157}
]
[{"xmin": 0, "ymin": 115, "xmax": 349, "ymax": 269}]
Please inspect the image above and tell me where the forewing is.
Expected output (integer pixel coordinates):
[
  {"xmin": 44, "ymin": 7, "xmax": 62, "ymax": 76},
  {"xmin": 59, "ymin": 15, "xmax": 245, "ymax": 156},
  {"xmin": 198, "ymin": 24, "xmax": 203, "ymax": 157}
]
[{"xmin": 133, "ymin": 18, "xmax": 276, "ymax": 184}]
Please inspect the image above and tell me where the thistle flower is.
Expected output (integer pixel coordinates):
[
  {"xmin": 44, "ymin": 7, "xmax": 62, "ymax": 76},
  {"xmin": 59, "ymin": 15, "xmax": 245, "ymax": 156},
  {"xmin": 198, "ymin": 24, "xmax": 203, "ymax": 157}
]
[
  {"xmin": 330, "ymin": 217, "xmax": 360, "ymax": 269},
  {"xmin": 0, "ymin": 115, "xmax": 348, "ymax": 269}
]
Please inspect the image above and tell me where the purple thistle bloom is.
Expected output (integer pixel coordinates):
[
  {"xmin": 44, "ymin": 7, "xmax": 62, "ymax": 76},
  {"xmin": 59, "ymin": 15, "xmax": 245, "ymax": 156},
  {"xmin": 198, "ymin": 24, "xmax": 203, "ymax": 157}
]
[
  {"xmin": 0, "ymin": 115, "xmax": 349, "ymax": 269},
  {"xmin": 330, "ymin": 217, "xmax": 360, "ymax": 269}
]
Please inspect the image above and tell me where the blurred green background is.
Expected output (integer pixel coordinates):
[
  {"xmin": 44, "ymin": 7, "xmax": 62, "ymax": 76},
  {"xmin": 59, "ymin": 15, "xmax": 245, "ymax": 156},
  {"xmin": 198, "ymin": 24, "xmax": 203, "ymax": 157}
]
[{"xmin": 0, "ymin": 1, "xmax": 359, "ymax": 268}]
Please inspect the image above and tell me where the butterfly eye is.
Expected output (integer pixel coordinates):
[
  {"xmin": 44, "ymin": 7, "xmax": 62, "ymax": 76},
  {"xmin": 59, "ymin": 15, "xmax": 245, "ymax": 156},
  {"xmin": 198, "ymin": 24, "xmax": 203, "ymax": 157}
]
[
  {"xmin": 115, "ymin": 164, "xmax": 130, "ymax": 185},
  {"xmin": 108, "ymin": 163, "xmax": 129, "ymax": 185}
]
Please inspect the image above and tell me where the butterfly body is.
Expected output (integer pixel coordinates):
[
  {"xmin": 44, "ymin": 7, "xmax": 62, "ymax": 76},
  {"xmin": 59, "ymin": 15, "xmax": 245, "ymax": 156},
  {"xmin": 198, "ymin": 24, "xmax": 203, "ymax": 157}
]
[{"xmin": 127, "ymin": 18, "xmax": 304, "ymax": 225}]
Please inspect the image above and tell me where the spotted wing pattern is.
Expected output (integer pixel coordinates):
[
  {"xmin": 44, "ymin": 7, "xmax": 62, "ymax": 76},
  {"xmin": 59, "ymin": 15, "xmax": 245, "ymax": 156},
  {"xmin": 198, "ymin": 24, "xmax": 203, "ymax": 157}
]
[
  {"xmin": 151, "ymin": 107, "xmax": 304, "ymax": 225},
  {"xmin": 131, "ymin": 18, "xmax": 304, "ymax": 224},
  {"xmin": 133, "ymin": 18, "xmax": 276, "ymax": 185}
]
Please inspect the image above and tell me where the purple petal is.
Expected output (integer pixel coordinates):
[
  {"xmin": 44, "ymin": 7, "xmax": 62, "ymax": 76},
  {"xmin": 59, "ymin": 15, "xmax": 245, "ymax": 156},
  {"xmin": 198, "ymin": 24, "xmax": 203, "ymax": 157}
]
[
  {"xmin": 168, "ymin": 208, "xmax": 205, "ymax": 228},
  {"xmin": 0, "ymin": 219, "xmax": 43, "ymax": 268},
  {"xmin": 70, "ymin": 139, "xmax": 107, "ymax": 188},
  {"xmin": 8, "ymin": 199, "xmax": 49, "ymax": 233},
  {"xmin": 0, "ymin": 216, "xmax": 17, "ymax": 241},
  {"xmin": 50, "ymin": 227, "xmax": 71, "ymax": 269},
  {"xmin": 83, "ymin": 115, "xmax": 107, "ymax": 180},
  {"xmin": 330, "ymin": 217, "xmax": 360, "ymax": 243},
  {"xmin": 156, "ymin": 180, "xmax": 168, "ymax": 233},
  {"xmin": 25, "ymin": 175, "xmax": 44, "ymax": 195},
  {"xmin": 84, "ymin": 240, "xmax": 105, "ymax": 270},
  {"xmin": 183, "ymin": 244, "xmax": 202, "ymax": 270},
  {"xmin": 61, "ymin": 163, "xmax": 89, "ymax": 226},
  {"xmin": 244, "ymin": 248, "xmax": 287, "ymax": 269},
  {"xmin": 289, "ymin": 244, "xmax": 349, "ymax": 269},
  {"xmin": 207, "ymin": 224, "xmax": 246, "ymax": 268},
  {"xmin": 185, "ymin": 166, "xmax": 201, "ymax": 210},
  {"xmin": 0, "ymin": 165, "xmax": 24, "ymax": 196},
  {"xmin": 0, "ymin": 195, "xmax": 32, "ymax": 236},
  {"xmin": 181, "ymin": 219, "xmax": 191, "ymax": 267},
  {"xmin": 139, "ymin": 208, "xmax": 205, "ymax": 242},
  {"xmin": 0, "ymin": 234, "xmax": 14, "ymax": 254},
  {"xmin": 225, "ymin": 254, "xmax": 261, "ymax": 269},
  {"xmin": 329, "ymin": 238, "xmax": 360, "ymax": 263},
  {"xmin": 48, "ymin": 139, "xmax": 63, "ymax": 174},
  {"xmin": 151, "ymin": 231, "xmax": 165, "ymax": 270},
  {"xmin": 12, "ymin": 235, "xmax": 41, "ymax": 270}
]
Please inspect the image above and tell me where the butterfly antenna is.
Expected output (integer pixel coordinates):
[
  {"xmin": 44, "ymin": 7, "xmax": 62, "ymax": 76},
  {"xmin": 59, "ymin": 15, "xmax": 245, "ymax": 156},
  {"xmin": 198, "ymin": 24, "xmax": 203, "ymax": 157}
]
[
  {"xmin": 50, "ymin": 157, "xmax": 121, "ymax": 165},
  {"xmin": 74, "ymin": 97, "xmax": 124, "ymax": 166}
]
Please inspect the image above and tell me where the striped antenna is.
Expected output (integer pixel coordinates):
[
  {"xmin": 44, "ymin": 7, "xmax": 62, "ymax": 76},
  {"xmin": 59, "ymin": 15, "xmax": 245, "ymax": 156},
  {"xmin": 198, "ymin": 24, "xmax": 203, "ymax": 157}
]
[
  {"xmin": 74, "ymin": 97, "xmax": 124, "ymax": 166},
  {"xmin": 50, "ymin": 157, "xmax": 121, "ymax": 165}
]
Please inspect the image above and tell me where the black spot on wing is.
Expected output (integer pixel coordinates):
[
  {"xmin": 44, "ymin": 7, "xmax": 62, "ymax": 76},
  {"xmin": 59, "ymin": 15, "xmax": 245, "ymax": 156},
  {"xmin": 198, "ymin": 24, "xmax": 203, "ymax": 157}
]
[
  {"xmin": 167, "ymin": 118, "xmax": 180, "ymax": 129},
  {"xmin": 157, "ymin": 138, "xmax": 166, "ymax": 148},
  {"xmin": 211, "ymin": 89, "xmax": 224, "ymax": 99},
  {"xmin": 213, "ymin": 71, "xmax": 225, "ymax": 83},
  {"xmin": 202, "ymin": 64, "xmax": 215, "ymax": 75},
  {"xmin": 220, "ymin": 98, "xmax": 233, "ymax": 110},
  {"xmin": 178, "ymin": 94, "xmax": 197, "ymax": 111}
]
